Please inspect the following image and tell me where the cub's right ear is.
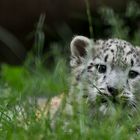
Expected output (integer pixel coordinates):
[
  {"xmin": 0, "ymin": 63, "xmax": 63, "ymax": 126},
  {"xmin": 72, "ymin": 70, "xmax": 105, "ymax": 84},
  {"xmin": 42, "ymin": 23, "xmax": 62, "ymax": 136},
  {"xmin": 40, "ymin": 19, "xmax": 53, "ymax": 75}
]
[
  {"xmin": 70, "ymin": 36, "xmax": 91, "ymax": 67},
  {"xmin": 70, "ymin": 36, "xmax": 91, "ymax": 58}
]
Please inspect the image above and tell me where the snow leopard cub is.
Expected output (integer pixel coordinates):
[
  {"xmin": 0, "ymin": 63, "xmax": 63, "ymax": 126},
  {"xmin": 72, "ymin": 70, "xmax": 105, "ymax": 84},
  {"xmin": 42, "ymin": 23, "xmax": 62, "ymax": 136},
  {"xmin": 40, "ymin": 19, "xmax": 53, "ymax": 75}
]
[{"xmin": 70, "ymin": 36, "xmax": 140, "ymax": 115}]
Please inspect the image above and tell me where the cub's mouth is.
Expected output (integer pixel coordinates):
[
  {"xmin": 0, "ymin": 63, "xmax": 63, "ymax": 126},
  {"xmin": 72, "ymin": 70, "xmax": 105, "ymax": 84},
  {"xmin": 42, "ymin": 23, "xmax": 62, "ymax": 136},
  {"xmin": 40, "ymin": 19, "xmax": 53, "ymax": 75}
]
[
  {"xmin": 96, "ymin": 92, "xmax": 131, "ymax": 106},
  {"xmin": 94, "ymin": 92, "xmax": 137, "ymax": 111},
  {"xmin": 96, "ymin": 94, "xmax": 119, "ymax": 104}
]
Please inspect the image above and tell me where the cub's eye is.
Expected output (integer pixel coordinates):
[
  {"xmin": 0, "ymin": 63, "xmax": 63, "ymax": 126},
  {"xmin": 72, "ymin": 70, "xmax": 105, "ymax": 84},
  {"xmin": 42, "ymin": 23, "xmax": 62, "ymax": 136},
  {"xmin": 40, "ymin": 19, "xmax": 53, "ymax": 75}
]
[
  {"xmin": 128, "ymin": 70, "xmax": 139, "ymax": 79},
  {"xmin": 96, "ymin": 64, "xmax": 107, "ymax": 73}
]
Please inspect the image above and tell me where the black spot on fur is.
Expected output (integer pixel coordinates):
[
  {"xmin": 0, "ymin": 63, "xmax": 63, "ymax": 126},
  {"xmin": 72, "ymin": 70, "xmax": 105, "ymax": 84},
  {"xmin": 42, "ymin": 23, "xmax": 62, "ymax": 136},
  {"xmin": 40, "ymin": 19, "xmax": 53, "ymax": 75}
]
[
  {"xmin": 131, "ymin": 59, "xmax": 134, "ymax": 66},
  {"xmin": 127, "ymin": 79, "xmax": 129, "ymax": 84},
  {"xmin": 90, "ymin": 62, "xmax": 94, "ymax": 66},
  {"xmin": 133, "ymin": 54, "xmax": 136, "ymax": 58},
  {"xmin": 104, "ymin": 55, "xmax": 108, "ymax": 62},
  {"xmin": 111, "ymin": 49, "xmax": 114, "ymax": 53},
  {"xmin": 104, "ymin": 48, "xmax": 109, "ymax": 52},
  {"xmin": 87, "ymin": 65, "xmax": 92, "ymax": 69},
  {"xmin": 103, "ymin": 75, "xmax": 106, "ymax": 80},
  {"xmin": 127, "ymin": 51, "xmax": 132, "ymax": 56},
  {"xmin": 110, "ymin": 40, "xmax": 113, "ymax": 43}
]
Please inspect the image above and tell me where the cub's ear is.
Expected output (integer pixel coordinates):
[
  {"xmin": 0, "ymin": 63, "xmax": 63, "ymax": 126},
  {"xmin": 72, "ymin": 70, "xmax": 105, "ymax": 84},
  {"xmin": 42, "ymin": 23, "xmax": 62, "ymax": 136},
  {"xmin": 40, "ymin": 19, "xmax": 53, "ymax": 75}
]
[
  {"xmin": 136, "ymin": 46, "xmax": 140, "ymax": 51},
  {"xmin": 135, "ymin": 46, "xmax": 140, "ymax": 55},
  {"xmin": 70, "ymin": 36, "xmax": 91, "ymax": 58},
  {"xmin": 70, "ymin": 36, "xmax": 92, "ymax": 67}
]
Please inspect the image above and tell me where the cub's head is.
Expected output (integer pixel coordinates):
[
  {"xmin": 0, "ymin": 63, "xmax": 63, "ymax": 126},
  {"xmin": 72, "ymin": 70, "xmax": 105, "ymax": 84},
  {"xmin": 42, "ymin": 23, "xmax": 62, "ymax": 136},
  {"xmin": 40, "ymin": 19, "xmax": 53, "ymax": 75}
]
[{"xmin": 70, "ymin": 36, "xmax": 140, "ymax": 113}]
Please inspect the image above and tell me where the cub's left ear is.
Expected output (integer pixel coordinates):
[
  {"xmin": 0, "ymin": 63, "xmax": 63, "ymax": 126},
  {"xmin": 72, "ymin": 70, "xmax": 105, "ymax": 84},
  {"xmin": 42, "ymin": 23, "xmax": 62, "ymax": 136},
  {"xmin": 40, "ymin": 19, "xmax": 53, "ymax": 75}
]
[
  {"xmin": 136, "ymin": 46, "xmax": 140, "ymax": 54},
  {"xmin": 70, "ymin": 36, "xmax": 91, "ymax": 58},
  {"xmin": 136, "ymin": 46, "xmax": 140, "ymax": 50}
]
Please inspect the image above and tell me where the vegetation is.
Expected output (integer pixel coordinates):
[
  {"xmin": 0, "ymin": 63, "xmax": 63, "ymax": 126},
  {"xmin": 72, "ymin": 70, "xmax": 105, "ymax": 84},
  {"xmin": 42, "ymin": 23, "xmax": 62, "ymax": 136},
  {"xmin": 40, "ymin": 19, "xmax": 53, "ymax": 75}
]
[{"xmin": 0, "ymin": 1, "xmax": 140, "ymax": 139}]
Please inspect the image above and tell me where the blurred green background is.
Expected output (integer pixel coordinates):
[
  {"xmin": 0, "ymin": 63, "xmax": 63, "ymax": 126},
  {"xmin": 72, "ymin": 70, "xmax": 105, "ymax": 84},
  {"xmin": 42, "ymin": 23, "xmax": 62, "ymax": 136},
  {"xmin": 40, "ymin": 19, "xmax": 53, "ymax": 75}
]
[{"xmin": 0, "ymin": 0, "xmax": 139, "ymax": 65}]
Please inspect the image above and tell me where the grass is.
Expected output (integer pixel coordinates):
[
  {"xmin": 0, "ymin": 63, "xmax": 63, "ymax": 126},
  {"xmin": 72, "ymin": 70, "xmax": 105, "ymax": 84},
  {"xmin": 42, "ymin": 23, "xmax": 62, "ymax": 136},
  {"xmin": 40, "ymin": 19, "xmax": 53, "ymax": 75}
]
[{"xmin": 0, "ymin": 1, "xmax": 140, "ymax": 140}]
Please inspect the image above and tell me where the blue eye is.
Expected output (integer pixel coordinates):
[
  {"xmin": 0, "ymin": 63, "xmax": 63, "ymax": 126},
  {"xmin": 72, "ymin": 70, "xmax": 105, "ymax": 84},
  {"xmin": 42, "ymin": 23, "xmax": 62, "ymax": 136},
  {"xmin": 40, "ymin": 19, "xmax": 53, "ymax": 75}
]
[
  {"xmin": 128, "ymin": 70, "xmax": 139, "ymax": 79},
  {"xmin": 96, "ymin": 64, "xmax": 107, "ymax": 73}
]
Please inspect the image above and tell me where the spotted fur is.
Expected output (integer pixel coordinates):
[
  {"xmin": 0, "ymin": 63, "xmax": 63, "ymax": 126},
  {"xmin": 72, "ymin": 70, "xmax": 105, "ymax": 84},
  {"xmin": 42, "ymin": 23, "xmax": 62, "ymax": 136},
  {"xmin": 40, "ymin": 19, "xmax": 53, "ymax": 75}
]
[{"xmin": 70, "ymin": 36, "xmax": 140, "ymax": 114}]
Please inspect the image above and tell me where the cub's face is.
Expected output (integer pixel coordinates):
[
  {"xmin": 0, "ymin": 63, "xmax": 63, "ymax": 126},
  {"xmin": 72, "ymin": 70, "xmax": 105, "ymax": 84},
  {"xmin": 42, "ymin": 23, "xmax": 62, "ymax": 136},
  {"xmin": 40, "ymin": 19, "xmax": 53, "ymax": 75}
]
[{"xmin": 70, "ymin": 36, "xmax": 140, "ymax": 113}]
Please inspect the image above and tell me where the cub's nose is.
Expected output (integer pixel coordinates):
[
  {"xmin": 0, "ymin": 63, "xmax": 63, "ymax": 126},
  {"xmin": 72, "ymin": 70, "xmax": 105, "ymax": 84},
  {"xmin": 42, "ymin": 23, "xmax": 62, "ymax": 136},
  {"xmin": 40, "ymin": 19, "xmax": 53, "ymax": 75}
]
[{"xmin": 107, "ymin": 86, "xmax": 119, "ymax": 96}]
